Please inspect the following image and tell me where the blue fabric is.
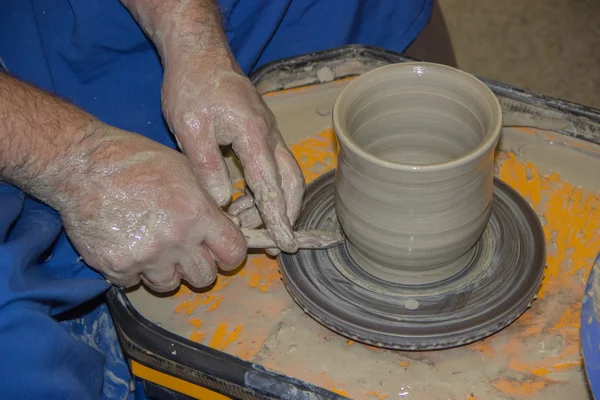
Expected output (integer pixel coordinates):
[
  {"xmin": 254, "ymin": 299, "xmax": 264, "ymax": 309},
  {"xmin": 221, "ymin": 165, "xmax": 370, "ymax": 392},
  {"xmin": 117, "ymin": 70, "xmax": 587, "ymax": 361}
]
[
  {"xmin": 0, "ymin": 186, "xmax": 130, "ymax": 399},
  {"xmin": 581, "ymin": 254, "xmax": 600, "ymax": 399},
  {"xmin": 0, "ymin": 0, "xmax": 432, "ymax": 398}
]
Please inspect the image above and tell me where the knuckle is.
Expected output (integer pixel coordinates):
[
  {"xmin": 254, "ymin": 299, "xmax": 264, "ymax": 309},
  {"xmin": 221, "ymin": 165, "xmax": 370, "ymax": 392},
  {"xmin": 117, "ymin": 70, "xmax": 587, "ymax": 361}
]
[
  {"xmin": 191, "ymin": 155, "xmax": 226, "ymax": 177},
  {"xmin": 106, "ymin": 257, "xmax": 133, "ymax": 275},
  {"xmin": 245, "ymin": 115, "xmax": 271, "ymax": 139}
]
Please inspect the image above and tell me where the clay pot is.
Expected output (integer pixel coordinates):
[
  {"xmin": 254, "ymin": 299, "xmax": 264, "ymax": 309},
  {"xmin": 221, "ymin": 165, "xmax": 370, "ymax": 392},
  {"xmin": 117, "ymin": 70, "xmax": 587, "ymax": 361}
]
[{"xmin": 332, "ymin": 62, "xmax": 502, "ymax": 279}]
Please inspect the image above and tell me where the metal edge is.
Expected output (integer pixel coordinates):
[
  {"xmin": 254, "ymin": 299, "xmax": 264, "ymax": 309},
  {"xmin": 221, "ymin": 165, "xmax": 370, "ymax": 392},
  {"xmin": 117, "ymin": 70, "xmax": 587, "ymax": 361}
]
[{"xmin": 250, "ymin": 44, "xmax": 600, "ymax": 145}]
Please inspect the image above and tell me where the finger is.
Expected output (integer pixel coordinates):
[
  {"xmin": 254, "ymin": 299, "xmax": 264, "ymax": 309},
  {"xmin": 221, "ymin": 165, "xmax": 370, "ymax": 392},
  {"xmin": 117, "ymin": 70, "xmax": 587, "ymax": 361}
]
[
  {"xmin": 237, "ymin": 207, "xmax": 263, "ymax": 229},
  {"xmin": 266, "ymin": 248, "xmax": 280, "ymax": 257},
  {"xmin": 228, "ymin": 193, "xmax": 255, "ymax": 216},
  {"xmin": 177, "ymin": 130, "xmax": 232, "ymax": 206},
  {"xmin": 273, "ymin": 141, "xmax": 305, "ymax": 226},
  {"xmin": 141, "ymin": 272, "xmax": 181, "ymax": 293},
  {"xmin": 231, "ymin": 123, "xmax": 298, "ymax": 253},
  {"xmin": 202, "ymin": 210, "xmax": 247, "ymax": 271},
  {"xmin": 105, "ymin": 272, "xmax": 141, "ymax": 289},
  {"xmin": 141, "ymin": 263, "xmax": 181, "ymax": 293},
  {"xmin": 177, "ymin": 245, "xmax": 218, "ymax": 288},
  {"xmin": 225, "ymin": 212, "xmax": 242, "ymax": 228},
  {"xmin": 97, "ymin": 259, "xmax": 142, "ymax": 289}
]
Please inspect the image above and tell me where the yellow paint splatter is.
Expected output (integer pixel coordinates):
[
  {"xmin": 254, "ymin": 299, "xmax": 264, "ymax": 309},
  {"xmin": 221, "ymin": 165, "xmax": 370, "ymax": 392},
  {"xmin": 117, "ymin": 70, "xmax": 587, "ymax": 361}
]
[
  {"xmin": 206, "ymin": 296, "xmax": 222, "ymax": 311},
  {"xmin": 209, "ymin": 324, "xmax": 243, "ymax": 351},
  {"xmin": 173, "ymin": 285, "xmax": 191, "ymax": 298},
  {"xmin": 189, "ymin": 331, "xmax": 205, "ymax": 343},
  {"xmin": 188, "ymin": 318, "xmax": 205, "ymax": 343}
]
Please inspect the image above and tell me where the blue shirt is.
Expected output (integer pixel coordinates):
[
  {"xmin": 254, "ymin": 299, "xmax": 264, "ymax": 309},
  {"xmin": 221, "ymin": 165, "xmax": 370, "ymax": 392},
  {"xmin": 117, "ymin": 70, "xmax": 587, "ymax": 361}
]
[{"xmin": 0, "ymin": 1, "xmax": 432, "ymax": 398}]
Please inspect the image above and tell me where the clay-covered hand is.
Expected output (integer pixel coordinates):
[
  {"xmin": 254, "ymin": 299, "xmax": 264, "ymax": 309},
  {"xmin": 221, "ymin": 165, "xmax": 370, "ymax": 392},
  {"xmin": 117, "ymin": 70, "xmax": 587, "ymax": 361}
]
[
  {"xmin": 59, "ymin": 122, "xmax": 247, "ymax": 292},
  {"xmin": 161, "ymin": 58, "xmax": 304, "ymax": 254}
]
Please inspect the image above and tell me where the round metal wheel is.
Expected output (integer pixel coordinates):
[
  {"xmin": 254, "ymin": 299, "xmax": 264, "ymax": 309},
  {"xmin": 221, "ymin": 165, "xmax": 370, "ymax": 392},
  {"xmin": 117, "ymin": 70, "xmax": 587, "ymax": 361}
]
[{"xmin": 279, "ymin": 170, "xmax": 546, "ymax": 350}]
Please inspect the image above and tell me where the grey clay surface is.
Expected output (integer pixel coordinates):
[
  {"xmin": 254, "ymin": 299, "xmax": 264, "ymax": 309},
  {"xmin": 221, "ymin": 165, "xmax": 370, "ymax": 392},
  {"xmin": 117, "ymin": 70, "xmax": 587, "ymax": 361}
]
[{"xmin": 332, "ymin": 63, "xmax": 503, "ymax": 276}]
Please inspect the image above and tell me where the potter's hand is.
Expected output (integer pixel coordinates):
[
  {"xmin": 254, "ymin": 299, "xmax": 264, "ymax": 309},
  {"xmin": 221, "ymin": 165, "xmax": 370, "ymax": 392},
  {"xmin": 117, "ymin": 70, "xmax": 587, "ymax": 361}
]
[
  {"xmin": 160, "ymin": 48, "xmax": 304, "ymax": 256},
  {"xmin": 0, "ymin": 72, "xmax": 246, "ymax": 292},
  {"xmin": 120, "ymin": 0, "xmax": 305, "ymax": 255},
  {"xmin": 59, "ymin": 123, "xmax": 247, "ymax": 292}
]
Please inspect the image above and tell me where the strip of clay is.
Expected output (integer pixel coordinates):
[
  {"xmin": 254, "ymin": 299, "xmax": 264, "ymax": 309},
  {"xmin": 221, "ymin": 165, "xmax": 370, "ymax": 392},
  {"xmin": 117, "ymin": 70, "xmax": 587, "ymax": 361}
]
[{"xmin": 241, "ymin": 228, "xmax": 343, "ymax": 250}]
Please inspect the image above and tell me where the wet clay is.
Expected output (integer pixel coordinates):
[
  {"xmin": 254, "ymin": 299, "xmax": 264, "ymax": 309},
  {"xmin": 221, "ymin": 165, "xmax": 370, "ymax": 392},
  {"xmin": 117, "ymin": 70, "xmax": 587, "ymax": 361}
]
[
  {"xmin": 241, "ymin": 228, "xmax": 343, "ymax": 249},
  {"xmin": 332, "ymin": 63, "xmax": 503, "ymax": 276}
]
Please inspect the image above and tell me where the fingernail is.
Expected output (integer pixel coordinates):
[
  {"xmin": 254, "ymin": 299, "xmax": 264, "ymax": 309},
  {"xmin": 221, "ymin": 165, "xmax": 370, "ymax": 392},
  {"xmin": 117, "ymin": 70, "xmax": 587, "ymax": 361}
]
[
  {"xmin": 266, "ymin": 248, "xmax": 281, "ymax": 257},
  {"xmin": 225, "ymin": 213, "xmax": 242, "ymax": 227},
  {"xmin": 207, "ymin": 184, "xmax": 232, "ymax": 206},
  {"xmin": 280, "ymin": 229, "xmax": 299, "ymax": 253}
]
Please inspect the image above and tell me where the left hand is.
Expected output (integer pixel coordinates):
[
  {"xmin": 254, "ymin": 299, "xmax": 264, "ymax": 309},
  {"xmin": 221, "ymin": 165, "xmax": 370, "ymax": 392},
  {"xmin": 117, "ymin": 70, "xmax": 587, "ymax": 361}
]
[{"xmin": 161, "ymin": 54, "xmax": 305, "ymax": 254}]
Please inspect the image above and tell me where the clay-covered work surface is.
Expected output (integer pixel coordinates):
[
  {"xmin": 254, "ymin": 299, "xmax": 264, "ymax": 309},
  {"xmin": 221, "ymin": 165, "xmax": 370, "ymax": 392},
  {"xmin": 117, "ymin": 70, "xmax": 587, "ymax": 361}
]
[{"xmin": 127, "ymin": 79, "xmax": 600, "ymax": 400}]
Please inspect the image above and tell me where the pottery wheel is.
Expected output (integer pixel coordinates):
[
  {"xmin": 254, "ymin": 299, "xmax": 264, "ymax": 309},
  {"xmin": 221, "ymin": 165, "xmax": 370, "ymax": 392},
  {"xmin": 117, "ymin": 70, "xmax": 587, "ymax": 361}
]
[{"xmin": 279, "ymin": 170, "xmax": 546, "ymax": 350}]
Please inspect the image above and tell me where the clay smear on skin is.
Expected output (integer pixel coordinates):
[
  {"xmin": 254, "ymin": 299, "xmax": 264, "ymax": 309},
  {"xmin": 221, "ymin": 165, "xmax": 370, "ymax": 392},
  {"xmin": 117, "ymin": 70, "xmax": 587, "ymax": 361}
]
[{"xmin": 167, "ymin": 127, "xmax": 598, "ymax": 399}]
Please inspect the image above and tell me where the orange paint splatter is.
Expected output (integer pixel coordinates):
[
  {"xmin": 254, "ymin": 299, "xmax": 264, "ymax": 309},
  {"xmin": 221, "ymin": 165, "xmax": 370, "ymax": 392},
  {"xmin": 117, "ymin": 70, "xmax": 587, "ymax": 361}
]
[
  {"xmin": 498, "ymin": 152, "xmax": 600, "ymax": 296},
  {"xmin": 232, "ymin": 180, "xmax": 246, "ymax": 201},
  {"xmin": 492, "ymin": 378, "xmax": 548, "ymax": 398},
  {"xmin": 175, "ymin": 294, "xmax": 219, "ymax": 315},
  {"xmin": 330, "ymin": 386, "xmax": 349, "ymax": 396},
  {"xmin": 532, "ymin": 359, "xmax": 582, "ymax": 377},
  {"xmin": 364, "ymin": 390, "xmax": 388, "ymax": 399},
  {"xmin": 470, "ymin": 339, "xmax": 494, "ymax": 358},
  {"xmin": 174, "ymin": 276, "xmax": 233, "ymax": 315},
  {"xmin": 399, "ymin": 361, "xmax": 409, "ymax": 367},
  {"xmin": 240, "ymin": 256, "xmax": 281, "ymax": 292},
  {"xmin": 478, "ymin": 147, "xmax": 600, "ymax": 396},
  {"xmin": 290, "ymin": 128, "xmax": 338, "ymax": 183},
  {"xmin": 209, "ymin": 324, "xmax": 243, "ymax": 351},
  {"xmin": 346, "ymin": 340, "xmax": 355, "ymax": 346},
  {"xmin": 235, "ymin": 334, "xmax": 268, "ymax": 360}
]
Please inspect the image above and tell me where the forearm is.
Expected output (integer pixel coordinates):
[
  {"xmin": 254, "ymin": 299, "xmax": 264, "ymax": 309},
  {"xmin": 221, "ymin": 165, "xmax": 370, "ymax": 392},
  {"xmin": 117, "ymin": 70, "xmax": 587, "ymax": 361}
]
[
  {"xmin": 120, "ymin": 0, "xmax": 237, "ymax": 70},
  {"xmin": 0, "ymin": 72, "xmax": 96, "ymax": 209}
]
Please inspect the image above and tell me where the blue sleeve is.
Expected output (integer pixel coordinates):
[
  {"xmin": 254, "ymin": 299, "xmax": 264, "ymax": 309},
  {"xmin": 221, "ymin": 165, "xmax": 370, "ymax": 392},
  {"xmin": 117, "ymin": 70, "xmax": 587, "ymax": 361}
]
[{"xmin": 0, "ymin": 185, "xmax": 131, "ymax": 399}]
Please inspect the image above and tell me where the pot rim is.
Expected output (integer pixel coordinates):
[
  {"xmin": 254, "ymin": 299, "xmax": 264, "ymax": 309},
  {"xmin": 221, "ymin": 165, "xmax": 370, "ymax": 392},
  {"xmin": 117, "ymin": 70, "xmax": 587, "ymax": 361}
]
[{"xmin": 332, "ymin": 62, "xmax": 502, "ymax": 172}]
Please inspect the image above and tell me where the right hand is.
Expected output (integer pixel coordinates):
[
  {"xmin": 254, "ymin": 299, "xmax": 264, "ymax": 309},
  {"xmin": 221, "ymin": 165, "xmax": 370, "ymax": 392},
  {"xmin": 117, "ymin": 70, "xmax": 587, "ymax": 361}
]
[{"xmin": 58, "ymin": 122, "xmax": 247, "ymax": 292}]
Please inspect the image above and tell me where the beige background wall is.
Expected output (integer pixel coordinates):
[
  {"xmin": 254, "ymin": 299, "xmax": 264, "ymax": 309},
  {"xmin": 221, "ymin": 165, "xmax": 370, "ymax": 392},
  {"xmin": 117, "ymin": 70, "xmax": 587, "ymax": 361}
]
[{"xmin": 438, "ymin": 0, "xmax": 600, "ymax": 109}]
